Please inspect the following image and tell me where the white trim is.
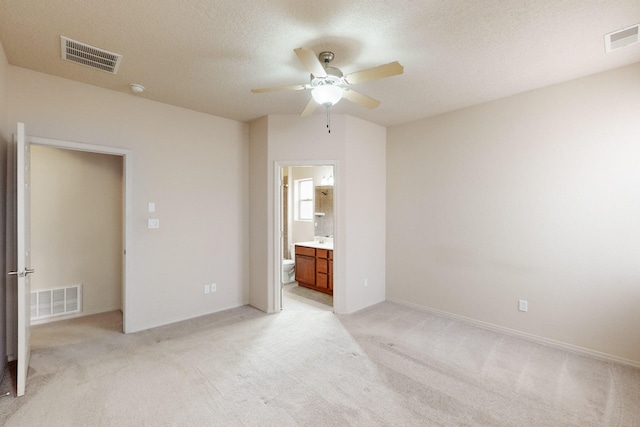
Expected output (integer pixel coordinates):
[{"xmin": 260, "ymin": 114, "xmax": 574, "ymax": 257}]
[
  {"xmin": 388, "ymin": 298, "xmax": 640, "ymax": 369},
  {"xmin": 27, "ymin": 135, "xmax": 133, "ymax": 333}
]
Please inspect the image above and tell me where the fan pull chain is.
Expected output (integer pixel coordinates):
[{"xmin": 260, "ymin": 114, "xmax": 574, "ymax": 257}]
[{"xmin": 326, "ymin": 107, "xmax": 331, "ymax": 133}]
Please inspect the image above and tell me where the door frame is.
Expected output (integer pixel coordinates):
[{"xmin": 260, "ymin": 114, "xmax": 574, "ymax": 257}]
[
  {"xmin": 28, "ymin": 135, "xmax": 133, "ymax": 332},
  {"xmin": 273, "ymin": 160, "xmax": 338, "ymax": 312}
]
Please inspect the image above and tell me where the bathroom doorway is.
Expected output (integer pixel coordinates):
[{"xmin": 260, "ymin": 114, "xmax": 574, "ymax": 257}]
[{"xmin": 278, "ymin": 163, "xmax": 335, "ymax": 312}]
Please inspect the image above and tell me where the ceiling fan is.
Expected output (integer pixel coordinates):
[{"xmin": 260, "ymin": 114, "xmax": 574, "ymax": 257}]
[{"xmin": 251, "ymin": 48, "xmax": 404, "ymax": 116}]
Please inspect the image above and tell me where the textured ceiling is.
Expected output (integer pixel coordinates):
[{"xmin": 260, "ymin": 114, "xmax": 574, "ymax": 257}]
[{"xmin": 1, "ymin": 0, "xmax": 639, "ymax": 127}]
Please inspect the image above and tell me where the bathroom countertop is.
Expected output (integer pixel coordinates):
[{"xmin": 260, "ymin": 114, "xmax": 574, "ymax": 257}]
[{"xmin": 295, "ymin": 241, "xmax": 334, "ymax": 250}]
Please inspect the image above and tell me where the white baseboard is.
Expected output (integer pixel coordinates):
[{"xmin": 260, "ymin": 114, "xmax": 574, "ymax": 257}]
[
  {"xmin": 248, "ymin": 300, "xmax": 269, "ymax": 313},
  {"xmin": 388, "ymin": 298, "xmax": 640, "ymax": 369},
  {"xmin": 126, "ymin": 303, "xmax": 252, "ymax": 334}
]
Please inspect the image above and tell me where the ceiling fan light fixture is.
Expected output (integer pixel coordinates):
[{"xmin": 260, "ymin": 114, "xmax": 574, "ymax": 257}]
[
  {"xmin": 311, "ymin": 84, "xmax": 343, "ymax": 106},
  {"xmin": 251, "ymin": 47, "xmax": 403, "ymax": 118}
]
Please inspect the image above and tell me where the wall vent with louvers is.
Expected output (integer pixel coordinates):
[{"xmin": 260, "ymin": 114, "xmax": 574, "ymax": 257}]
[
  {"xmin": 30, "ymin": 284, "xmax": 82, "ymax": 322},
  {"xmin": 60, "ymin": 36, "xmax": 122, "ymax": 74},
  {"xmin": 604, "ymin": 24, "xmax": 639, "ymax": 52}
]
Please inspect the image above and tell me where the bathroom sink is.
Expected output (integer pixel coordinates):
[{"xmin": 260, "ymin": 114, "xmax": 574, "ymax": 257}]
[{"xmin": 295, "ymin": 240, "xmax": 334, "ymax": 250}]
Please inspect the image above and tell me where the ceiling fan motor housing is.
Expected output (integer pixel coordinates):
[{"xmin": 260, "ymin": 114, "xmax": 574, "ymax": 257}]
[
  {"xmin": 319, "ymin": 51, "xmax": 335, "ymax": 64},
  {"xmin": 311, "ymin": 66, "xmax": 343, "ymax": 88}
]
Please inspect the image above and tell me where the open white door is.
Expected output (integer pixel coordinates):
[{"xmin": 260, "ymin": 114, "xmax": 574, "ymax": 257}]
[{"xmin": 9, "ymin": 122, "xmax": 33, "ymax": 396}]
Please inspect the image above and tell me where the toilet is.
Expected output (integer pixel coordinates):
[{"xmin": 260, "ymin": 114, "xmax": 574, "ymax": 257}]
[
  {"xmin": 282, "ymin": 244, "xmax": 296, "ymax": 284},
  {"xmin": 282, "ymin": 259, "xmax": 295, "ymax": 284}
]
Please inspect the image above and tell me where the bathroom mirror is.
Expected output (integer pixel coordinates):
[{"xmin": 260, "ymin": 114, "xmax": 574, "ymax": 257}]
[{"xmin": 314, "ymin": 185, "xmax": 334, "ymax": 237}]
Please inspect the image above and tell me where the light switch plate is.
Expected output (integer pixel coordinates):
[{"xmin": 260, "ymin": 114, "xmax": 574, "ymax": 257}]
[
  {"xmin": 148, "ymin": 202, "xmax": 156, "ymax": 213},
  {"xmin": 518, "ymin": 299, "xmax": 528, "ymax": 312}
]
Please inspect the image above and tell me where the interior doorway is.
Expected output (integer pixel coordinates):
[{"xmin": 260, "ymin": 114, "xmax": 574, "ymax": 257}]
[
  {"xmin": 4, "ymin": 129, "xmax": 132, "ymax": 397},
  {"xmin": 27, "ymin": 135, "xmax": 131, "ymax": 333},
  {"xmin": 30, "ymin": 145, "xmax": 124, "ymax": 327},
  {"xmin": 278, "ymin": 163, "xmax": 335, "ymax": 312}
]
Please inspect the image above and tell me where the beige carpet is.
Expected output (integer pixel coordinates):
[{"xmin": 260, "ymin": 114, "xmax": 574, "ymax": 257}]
[{"xmin": 1, "ymin": 297, "xmax": 639, "ymax": 426}]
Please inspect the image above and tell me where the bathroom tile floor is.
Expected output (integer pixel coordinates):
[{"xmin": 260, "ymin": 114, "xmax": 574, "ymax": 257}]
[{"xmin": 281, "ymin": 282, "xmax": 333, "ymax": 312}]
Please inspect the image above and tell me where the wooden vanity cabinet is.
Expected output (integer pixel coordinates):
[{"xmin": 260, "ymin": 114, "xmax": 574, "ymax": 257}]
[
  {"xmin": 295, "ymin": 245, "xmax": 333, "ymax": 295},
  {"xmin": 294, "ymin": 245, "xmax": 316, "ymax": 288},
  {"xmin": 316, "ymin": 249, "xmax": 329, "ymax": 291}
]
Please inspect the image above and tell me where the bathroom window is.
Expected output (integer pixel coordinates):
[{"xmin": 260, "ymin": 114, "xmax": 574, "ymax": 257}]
[{"xmin": 295, "ymin": 178, "xmax": 313, "ymax": 221}]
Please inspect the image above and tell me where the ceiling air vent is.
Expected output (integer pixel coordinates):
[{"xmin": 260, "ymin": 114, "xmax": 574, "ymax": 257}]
[
  {"xmin": 604, "ymin": 24, "xmax": 639, "ymax": 52},
  {"xmin": 60, "ymin": 36, "xmax": 122, "ymax": 74}
]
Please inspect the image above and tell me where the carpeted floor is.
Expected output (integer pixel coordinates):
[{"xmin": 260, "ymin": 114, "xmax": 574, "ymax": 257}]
[{"xmin": 0, "ymin": 292, "xmax": 638, "ymax": 426}]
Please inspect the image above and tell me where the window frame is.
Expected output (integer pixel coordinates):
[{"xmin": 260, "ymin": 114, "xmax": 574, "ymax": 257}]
[{"xmin": 295, "ymin": 178, "xmax": 314, "ymax": 221}]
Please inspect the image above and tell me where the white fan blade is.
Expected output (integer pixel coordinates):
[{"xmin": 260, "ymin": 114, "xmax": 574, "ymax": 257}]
[
  {"xmin": 301, "ymin": 98, "xmax": 318, "ymax": 116},
  {"xmin": 342, "ymin": 89, "xmax": 380, "ymax": 109},
  {"xmin": 251, "ymin": 84, "xmax": 308, "ymax": 93},
  {"xmin": 294, "ymin": 47, "xmax": 327, "ymax": 78},
  {"xmin": 344, "ymin": 61, "xmax": 403, "ymax": 85}
]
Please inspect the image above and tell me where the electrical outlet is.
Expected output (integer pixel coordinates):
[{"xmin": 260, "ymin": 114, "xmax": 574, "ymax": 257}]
[
  {"xmin": 518, "ymin": 299, "xmax": 528, "ymax": 312},
  {"xmin": 204, "ymin": 284, "xmax": 210, "ymax": 294},
  {"xmin": 211, "ymin": 283, "xmax": 216, "ymax": 292},
  {"xmin": 148, "ymin": 219, "xmax": 160, "ymax": 229}
]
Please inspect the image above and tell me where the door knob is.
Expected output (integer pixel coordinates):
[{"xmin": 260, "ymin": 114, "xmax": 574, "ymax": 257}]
[{"xmin": 7, "ymin": 268, "xmax": 35, "ymax": 277}]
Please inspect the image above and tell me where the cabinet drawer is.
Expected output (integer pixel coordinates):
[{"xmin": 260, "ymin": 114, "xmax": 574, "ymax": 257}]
[
  {"xmin": 316, "ymin": 249, "xmax": 329, "ymax": 259},
  {"xmin": 316, "ymin": 258, "xmax": 328, "ymax": 273},
  {"xmin": 295, "ymin": 245, "xmax": 316, "ymax": 257}
]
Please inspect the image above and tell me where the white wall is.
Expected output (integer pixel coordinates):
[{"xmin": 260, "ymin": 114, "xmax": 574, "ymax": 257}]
[
  {"xmin": 248, "ymin": 116, "xmax": 269, "ymax": 311},
  {"xmin": 30, "ymin": 145, "xmax": 123, "ymax": 318},
  {"xmin": 249, "ymin": 114, "xmax": 386, "ymax": 314},
  {"xmin": 7, "ymin": 66, "xmax": 249, "ymax": 334},
  {"xmin": 387, "ymin": 63, "xmax": 640, "ymax": 364},
  {"xmin": 0, "ymin": 39, "xmax": 9, "ymax": 370},
  {"xmin": 345, "ymin": 116, "xmax": 387, "ymax": 310}
]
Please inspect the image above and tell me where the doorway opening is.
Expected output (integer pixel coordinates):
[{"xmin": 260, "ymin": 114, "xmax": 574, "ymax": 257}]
[
  {"xmin": 28, "ymin": 135, "xmax": 131, "ymax": 333},
  {"xmin": 277, "ymin": 163, "xmax": 335, "ymax": 312},
  {"xmin": 30, "ymin": 146, "xmax": 124, "ymax": 332},
  {"xmin": 6, "ymin": 128, "xmax": 132, "ymax": 397}
]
